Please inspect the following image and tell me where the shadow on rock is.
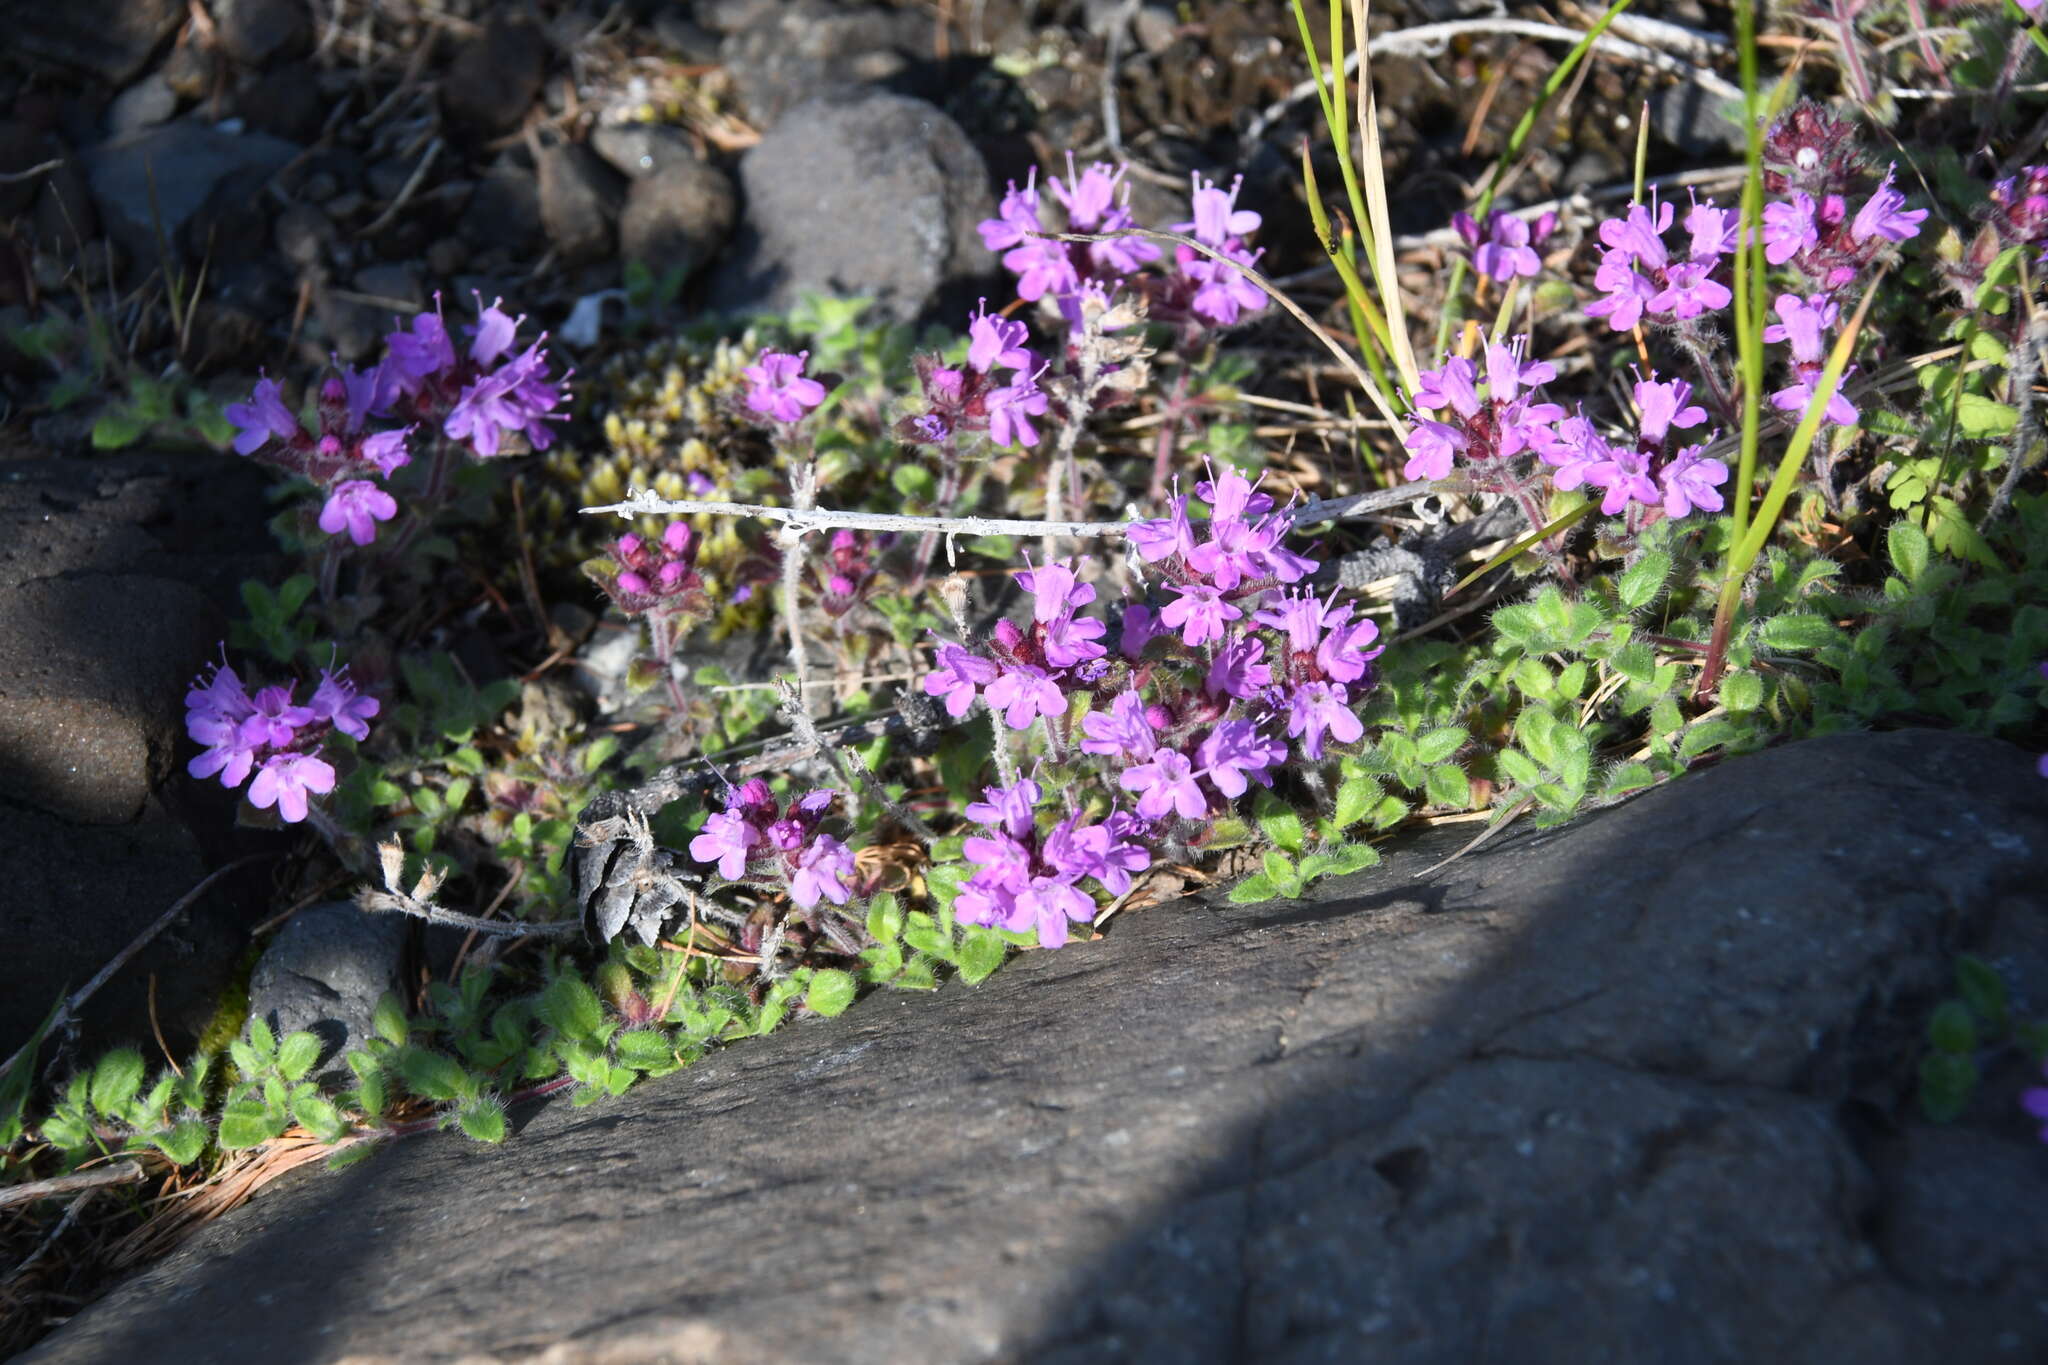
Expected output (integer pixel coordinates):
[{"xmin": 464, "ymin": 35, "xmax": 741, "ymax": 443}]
[{"xmin": 22, "ymin": 730, "xmax": 2048, "ymax": 1364}]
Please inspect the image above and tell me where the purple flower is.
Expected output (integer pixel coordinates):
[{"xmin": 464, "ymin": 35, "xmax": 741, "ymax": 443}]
[
  {"xmin": 1585, "ymin": 193, "xmax": 1733, "ymax": 330},
  {"xmin": 187, "ymin": 659, "xmax": 255, "ymax": 727},
  {"xmin": 1634, "ymin": 375, "xmax": 1707, "ymax": 447},
  {"xmin": 1195, "ymin": 720, "xmax": 1287, "ymax": 798},
  {"xmin": 317, "ymin": 480, "xmax": 399, "ymax": 546},
  {"xmin": 985, "ymin": 664, "xmax": 1065, "ymax": 729},
  {"xmin": 1402, "ymin": 419, "xmax": 1468, "ymax": 481},
  {"xmin": 1583, "ymin": 444, "xmax": 1661, "ymax": 515},
  {"xmin": 247, "ymin": 752, "xmax": 336, "ymax": 824},
  {"xmin": 187, "ymin": 713, "xmax": 261, "ymax": 788},
  {"xmin": 978, "ymin": 172, "xmax": 1043, "ymax": 252},
  {"xmin": 2023, "ymin": 1060, "xmax": 2048, "ymax": 1142},
  {"xmin": 1317, "ymin": 615, "xmax": 1384, "ymax": 684},
  {"xmin": 966, "ymin": 778, "xmax": 1042, "ymax": 840},
  {"xmin": 967, "ymin": 301, "xmax": 1035, "ymax": 374},
  {"xmin": 986, "ymin": 370, "xmax": 1050, "ymax": 448},
  {"xmin": 1159, "ymin": 583, "xmax": 1241, "ymax": 647},
  {"xmin": 1180, "ymin": 173, "xmax": 1262, "ymax": 247},
  {"xmin": 1850, "ymin": 165, "xmax": 1928, "ymax": 245},
  {"xmin": 357, "ymin": 428, "xmax": 412, "ymax": 476},
  {"xmin": 922, "ymin": 642, "xmax": 998, "ymax": 719},
  {"xmin": 444, "ymin": 343, "xmax": 564, "ymax": 457},
  {"xmin": 1127, "ymin": 494, "xmax": 1197, "ymax": 564},
  {"xmin": 1658, "ymin": 447, "xmax": 1729, "ymax": 519},
  {"xmin": 1080, "ymin": 690, "xmax": 1159, "ymax": 760},
  {"xmin": 1456, "ymin": 208, "xmax": 1555, "ymax": 282},
  {"xmin": 465, "ymin": 299, "xmax": 522, "ymax": 367},
  {"xmin": 1119, "ymin": 602, "xmax": 1164, "ymax": 658},
  {"xmin": 225, "ymin": 377, "xmax": 301, "ymax": 456},
  {"xmin": 1204, "ymin": 635, "xmax": 1273, "ymax": 700},
  {"xmin": 1762, "ymin": 193, "xmax": 1819, "ymax": 266},
  {"xmin": 741, "ymin": 349, "xmax": 827, "ymax": 423},
  {"xmin": 1412, "ymin": 355, "xmax": 1482, "ymax": 418},
  {"xmin": 1535, "ymin": 413, "xmax": 1609, "ymax": 492},
  {"xmin": 1019, "ymin": 560, "xmax": 1095, "ymax": 621},
  {"xmin": 307, "ymin": 669, "xmax": 379, "ymax": 741},
  {"xmin": 1254, "ymin": 590, "xmax": 1341, "ymax": 654},
  {"xmin": 1040, "ymin": 611, "xmax": 1107, "ymax": 669},
  {"xmin": 1285, "ymin": 681, "xmax": 1363, "ymax": 760},
  {"xmin": 689, "ymin": 810, "xmax": 762, "ymax": 881},
  {"xmin": 1764, "ymin": 293, "xmax": 1858, "ymax": 426},
  {"xmin": 1120, "ymin": 747, "xmax": 1208, "ymax": 820},
  {"xmin": 243, "ymin": 684, "xmax": 313, "ymax": 750},
  {"xmin": 385, "ymin": 309, "xmax": 455, "ymax": 391},
  {"xmin": 790, "ymin": 834, "xmax": 855, "ymax": 909}
]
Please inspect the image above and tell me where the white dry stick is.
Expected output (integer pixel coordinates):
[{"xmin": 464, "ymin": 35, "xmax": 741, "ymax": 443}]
[{"xmin": 781, "ymin": 461, "xmax": 820, "ymax": 713}]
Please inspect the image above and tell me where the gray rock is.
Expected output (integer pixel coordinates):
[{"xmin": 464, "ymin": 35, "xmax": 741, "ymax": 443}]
[
  {"xmin": 105, "ymin": 73, "xmax": 181, "ymax": 137},
  {"xmin": 0, "ymin": 452, "xmax": 279, "ymax": 1058},
  {"xmin": 1650, "ymin": 82, "xmax": 1748, "ymax": 156},
  {"xmin": 1, "ymin": 0, "xmax": 185, "ymax": 85},
  {"xmin": 272, "ymin": 200, "xmax": 332, "ymax": 272},
  {"xmin": 246, "ymin": 903, "xmax": 408, "ymax": 1079},
  {"xmin": 83, "ymin": 121, "xmax": 301, "ymax": 269},
  {"xmin": 710, "ymin": 91, "xmax": 995, "ymax": 324},
  {"xmin": 589, "ymin": 122, "xmax": 695, "ymax": 180},
  {"xmin": 352, "ymin": 261, "xmax": 423, "ymax": 311},
  {"xmin": 719, "ymin": 0, "xmax": 930, "ymax": 129},
  {"xmin": 235, "ymin": 63, "xmax": 326, "ymax": 145},
  {"xmin": 536, "ymin": 143, "xmax": 625, "ymax": 265},
  {"xmin": 25, "ymin": 730, "xmax": 2048, "ymax": 1364},
  {"xmin": 616, "ymin": 156, "xmax": 735, "ymax": 279},
  {"xmin": 440, "ymin": 17, "xmax": 549, "ymax": 145},
  {"xmin": 211, "ymin": 0, "xmax": 311, "ymax": 69},
  {"xmin": 457, "ymin": 159, "xmax": 543, "ymax": 258},
  {"xmin": 177, "ymin": 163, "xmax": 279, "ymax": 267}
]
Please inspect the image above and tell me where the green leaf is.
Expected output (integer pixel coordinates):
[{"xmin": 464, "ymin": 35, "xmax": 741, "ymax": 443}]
[
  {"xmin": 1227, "ymin": 872, "xmax": 1280, "ymax": 904},
  {"xmin": 149, "ymin": 1120, "xmax": 210, "ymax": 1166},
  {"xmin": 456, "ymin": 1099, "xmax": 508, "ymax": 1144},
  {"xmin": 866, "ymin": 891, "xmax": 903, "ymax": 943},
  {"xmin": 1953, "ymin": 956, "xmax": 2007, "ymax": 1030},
  {"xmin": 954, "ymin": 930, "xmax": 1010, "ymax": 984},
  {"xmin": 1757, "ymin": 615, "xmax": 1842, "ymax": 652},
  {"xmin": 1649, "ymin": 695, "xmax": 1684, "ymax": 737},
  {"xmin": 1424, "ymin": 764, "xmax": 1471, "ymax": 809},
  {"xmin": 1719, "ymin": 671, "xmax": 1764, "ymax": 713},
  {"xmin": 399, "ymin": 1048, "xmax": 472, "ymax": 1103},
  {"xmin": 276, "ymin": 1031, "xmax": 323, "ymax": 1083},
  {"xmin": 1413, "ymin": 727, "xmax": 1466, "ymax": 764},
  {"xmin": 1887, "ymin": 520, "xmax": 1930, "ymax": 584},
  {"xmin": 1261, "ymin": 849, "xmax": 1304, "ymax": 899},
  {"xmin": 91, "ymin": 404, "xmax": 148, "ymax": 450},
  {"xmin": 1617, "ymin": 551, "xmax": 1673, "ymax": 609},
  {"xmin": 1601, "ymin": 762, "xmax": 1659, "ymax": 798},
  {"xmin": 290, "ymin": 1094, "xmax": 347, "ymax": 1142},
  {"xmin": 1678, "ymin": 718, "xmax": 1741, "ymax": 761},
  {"xmin": 1255, "ymin": 793, "xmax": 1306, "ymax": 854},
  {"xmin": 1954, "ymin": 392, "xmax": 2018, "ymax": 439},
  {"xmin": 1297, "ymin": 843, "xmax": 1381, "ymax": 883},
  {"xmin": 1927, "ymin": 1000, "xmax": 1977, "ymax": 1054},
  {"xmin": 1496, "ymin": 747, "xmax": 1541, "ymax": 787},
  {"xmin": 613, "ymin": 1030, "xmax": 676, "ymax": 1070},
  {"xmin": 371, "ymin": 993, "xmax": 409, "ymax": 1047},
  {"xmin": 539, "ymin": 975, "xmax": 606, "ymax": 1043},
  {"xmin": 1332, "ymin": 775, "xmax": 1377, "ymax": 829},
  {"xmin": 1917, "ymin": 1051, "xmax": 1976, "ymax": 1123},
  {"xmin": 247, "ymin": 1017, "xmax": 278, "ymax": 1061},
  {"xmin": 90, "ymin": 1048, "xmax": 146, "ymax": 1115},
  {"xmin": 217, "ymin": 1100, "xmax": 288, "ymax": 1150},
  {"xmin": 805, "ymin": 969, "xmax": 859, "ymax": 1017}
]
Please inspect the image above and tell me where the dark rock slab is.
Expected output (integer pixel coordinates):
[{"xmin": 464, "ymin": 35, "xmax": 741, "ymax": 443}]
[
  {"xmin": 1, "ymin": 0, "xmax": 186, "ymax": 85},
  {"xmin": 440, "ymin": 16, "xmax": 550, "ymax": 146},
  {"xmin": 536, "ymin": 143, "xmax": 626, "ymax": 266},
  {"xmin": 82, "ymin": 122, "xmax": 301, "ymax": 268},
  {"xmin": 0, "ymin": 452, "xmax": 280, "ymax": 1056},
  {"xmin": 617, "ymin": 155, "xmax": 736, "ymax": 280},
  {"xmin": 24, "ymin": 730, "xmax": 2048, "ymax": 1364},
  {"xmin": 719, "ymin": 0, "xmax": 932, "ymax": 129},
  {"xmin": 210, "ymin": 0, "xmax": 312, "ymax": 70},
  {"xmin": 710, "ymin": 90, "xmax": 995, "ymax": 324}
]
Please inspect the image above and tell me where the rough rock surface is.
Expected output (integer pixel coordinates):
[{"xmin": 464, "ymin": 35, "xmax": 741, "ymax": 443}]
[
  {"xmin": 26, "ymin": 730, "xmax": 2048, "ymax": 1364},
  {"xmin": 246, "ymin": 903, "xmax": 408, "ymax": 1084},
  {"xmin": 718, "ymin": 0, "xmax": 934, "ymax": 130},
  {"xmin": 710, "ymin": 91, "xmax": 995, "ymax": 324},
  {"xmin": 0, "ymin": 452, "xmax": 279, "ymax": 1056},
  {"xmin": 83, "ymin": 122, "xmax": 302, "ymax": 267},
  {"xmin": 1, "ymin": 0, "xmax": 187, "ymax": 85}
]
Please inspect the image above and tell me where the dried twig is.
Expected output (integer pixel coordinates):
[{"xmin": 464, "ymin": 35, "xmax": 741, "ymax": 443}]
[
  {"xmin": 0, "ymin": 1160, "xmax": 148, "ymax": 1212},
  {"xmin": 356, "ymin": 839, "xmax": 579, "ymax": 938}
]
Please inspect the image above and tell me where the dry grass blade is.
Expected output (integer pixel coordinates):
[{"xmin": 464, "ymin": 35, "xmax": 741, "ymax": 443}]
[
  {"xmin": 1352, "ymin": 0, "xmax": 1422, "ymax": 397},
  {"xmin": 109, "ymin": 1133, "xmax": 345, "ymax": 1269}
]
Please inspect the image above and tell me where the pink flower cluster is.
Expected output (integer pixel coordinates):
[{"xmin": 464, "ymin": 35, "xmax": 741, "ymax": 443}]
[
  {"xmin": 1455, "ymin": 208, "xmax": 1558, "ymax": 284},
  {"xmin": 225, "ymin": 295, "xmax": 567, "ymax": 547},
  {"xmin": 920, "ymin": 469, "xmax": 1389, "ymax": 948},
  {"xmin": 687, "ymin": 780, "xmax": 856, "ymax": 911},
  {"xmin": 185, "ymin": 654, "xmax": 377, "ymax": 823},
  {"xmin": 899, "ymin": 301, "xmax": 1051, "ymax": 450},
  {"xmin": 954, "ymin": 778, "xmax": 1150, "ymax": 948},
  {"xmin": 594, "ymin": 521, "xmax": 706, "ymax": 617},
  {"xmin": 977, "ymin": 156, "xmax": 1267, "ymax": 332},
  {"xmin": 1399, "ymin": 333, "xmax": 1730, "ymax": 525},
  {"xmin": 741, "ymin": 350, "xmax": 827, "ymax": 423}
]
